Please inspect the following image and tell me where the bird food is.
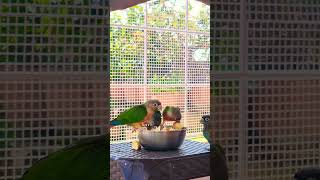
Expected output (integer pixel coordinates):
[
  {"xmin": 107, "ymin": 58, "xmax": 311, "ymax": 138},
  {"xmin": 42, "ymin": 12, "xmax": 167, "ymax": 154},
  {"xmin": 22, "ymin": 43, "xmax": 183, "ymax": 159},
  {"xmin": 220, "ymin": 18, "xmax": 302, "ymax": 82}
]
[
  {"xmin": 131, "ymin": 140, "xmax": 141, "ymax": 150},
  {"xmin": 172, "ymin": 122, "xmax": 183, "ymax": 130},
  {"xmin": 146, "ymin": 123, "xmax": 185, "ymax": 131}
]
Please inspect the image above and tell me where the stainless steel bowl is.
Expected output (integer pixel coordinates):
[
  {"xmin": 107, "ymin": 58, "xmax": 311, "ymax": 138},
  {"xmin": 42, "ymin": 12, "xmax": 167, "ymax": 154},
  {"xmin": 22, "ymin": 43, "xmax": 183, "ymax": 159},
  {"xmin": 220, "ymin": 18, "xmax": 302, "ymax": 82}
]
[{"xmin": 138, "ymin": 127, "xmax": 186, "ymax": 151}]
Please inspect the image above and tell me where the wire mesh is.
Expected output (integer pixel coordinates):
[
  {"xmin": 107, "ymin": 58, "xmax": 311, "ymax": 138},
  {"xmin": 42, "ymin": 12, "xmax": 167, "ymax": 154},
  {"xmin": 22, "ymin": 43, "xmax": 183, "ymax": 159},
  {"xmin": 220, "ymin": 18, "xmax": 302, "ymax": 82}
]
[
  {"xmin": 0, "ymin": 0, "xmax": 109, "ymax": 179},
  {"xmin": 0, "ymin": 77, "xmax": 107, "ymax": 179},
  {"xmin": 212, "ymin": 80, "xmax": 241, "ymax": 179},
  {"xmin": 211, "ymin": 0, "xmax": 241, "ymax": 73},
  {"xmin": 211, "ymin": 0, "xmax": 320, "ymax": 180},
  {"xmin": 247, "ymin": 79, "xmax": 320, "ymax": 180},
  {"xmin": 247, "ymin": 1, "xmax": 320, "ymax": 72}
]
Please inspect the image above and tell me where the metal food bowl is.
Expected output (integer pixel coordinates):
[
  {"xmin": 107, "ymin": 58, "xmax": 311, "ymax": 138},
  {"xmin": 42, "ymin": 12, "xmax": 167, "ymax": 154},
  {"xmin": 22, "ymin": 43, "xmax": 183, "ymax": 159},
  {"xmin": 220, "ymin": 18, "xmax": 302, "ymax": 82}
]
[{"xmin": 138, "ymin": 127, "xmax": 186, "ymax": 151}]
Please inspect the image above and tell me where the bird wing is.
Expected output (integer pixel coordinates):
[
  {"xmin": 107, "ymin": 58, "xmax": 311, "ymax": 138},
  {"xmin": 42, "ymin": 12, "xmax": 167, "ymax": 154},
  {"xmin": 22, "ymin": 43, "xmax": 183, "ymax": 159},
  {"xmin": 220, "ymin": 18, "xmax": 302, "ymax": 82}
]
[{"xmin": 115, "ymin": 104, "xmax": 147, "ymax": 125}]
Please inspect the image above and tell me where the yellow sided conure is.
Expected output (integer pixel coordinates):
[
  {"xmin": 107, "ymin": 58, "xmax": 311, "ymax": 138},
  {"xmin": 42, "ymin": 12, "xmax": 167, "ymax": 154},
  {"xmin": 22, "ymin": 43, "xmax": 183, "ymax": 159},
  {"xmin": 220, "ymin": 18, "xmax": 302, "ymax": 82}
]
[{"xmin": 110, "ymin": 99, "xmax": 162, "ymax": 132}]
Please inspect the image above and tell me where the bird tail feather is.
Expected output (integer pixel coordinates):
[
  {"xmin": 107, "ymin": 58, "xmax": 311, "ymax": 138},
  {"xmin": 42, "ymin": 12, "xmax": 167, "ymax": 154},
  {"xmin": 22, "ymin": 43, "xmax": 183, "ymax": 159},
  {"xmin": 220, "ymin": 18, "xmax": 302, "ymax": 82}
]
[{"xmin": 110, "ymin": 119, "xmax": 122, "ymax": 126}]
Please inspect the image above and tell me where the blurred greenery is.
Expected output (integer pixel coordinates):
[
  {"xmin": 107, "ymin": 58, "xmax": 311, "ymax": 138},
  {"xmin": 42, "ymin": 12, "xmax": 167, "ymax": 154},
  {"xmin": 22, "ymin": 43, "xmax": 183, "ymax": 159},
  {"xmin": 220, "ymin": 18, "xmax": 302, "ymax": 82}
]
[
  {"xmin": 0, "ymin": 0, "xmax": 107, "ymax": 148},
  {"xmin": 0, "ymin": 0, "xmax": 105, "ymax": 64}
]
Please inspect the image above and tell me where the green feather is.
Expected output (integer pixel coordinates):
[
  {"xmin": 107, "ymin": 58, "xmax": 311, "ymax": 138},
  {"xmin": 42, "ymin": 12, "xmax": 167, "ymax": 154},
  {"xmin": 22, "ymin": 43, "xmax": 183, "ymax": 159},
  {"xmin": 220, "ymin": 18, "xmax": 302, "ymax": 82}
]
[
  {"xmin": 22, "ymin": 135, "xmax": 108, "ymax": 180},
  {"xmin": 113, "ymin": 104, "xmax": 147, "ymax": 125}
]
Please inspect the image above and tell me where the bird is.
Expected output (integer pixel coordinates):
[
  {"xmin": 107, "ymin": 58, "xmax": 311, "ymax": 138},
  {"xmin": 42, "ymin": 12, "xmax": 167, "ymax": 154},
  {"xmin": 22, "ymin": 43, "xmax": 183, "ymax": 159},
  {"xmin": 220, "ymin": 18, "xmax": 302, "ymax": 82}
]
[
  {"xmin": 110, "ymin": 99, "xmax": 162, "ymax": 132},
  {"xmin": 22, "ymin": 134, "xmax": 108, "ymax": 180},
  {"xmin": 161, "ymin": 106, "xmax": 181, "ymax": 128},
  {"xmin": 200, "ymin": 115, "xmax": 212, "ymax": 144},
  {"xmin": 147, "ymin": 110, "xmax": 162, "ymax": 130},
  {"xmin": 200, "ymin": 115, "xmax": 228, "ymax": 180}
]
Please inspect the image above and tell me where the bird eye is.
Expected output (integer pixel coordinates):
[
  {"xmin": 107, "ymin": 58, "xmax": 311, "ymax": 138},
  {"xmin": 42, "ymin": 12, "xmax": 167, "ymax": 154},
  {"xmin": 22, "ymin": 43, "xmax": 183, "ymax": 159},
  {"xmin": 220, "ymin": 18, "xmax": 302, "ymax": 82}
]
[
  {"xmin": 205, "ymin": 118, "xmax": 209, "ymax": 121},
  {"xmin": 154, "ymin": 103, "xmax": 157, "ymax": 106}
]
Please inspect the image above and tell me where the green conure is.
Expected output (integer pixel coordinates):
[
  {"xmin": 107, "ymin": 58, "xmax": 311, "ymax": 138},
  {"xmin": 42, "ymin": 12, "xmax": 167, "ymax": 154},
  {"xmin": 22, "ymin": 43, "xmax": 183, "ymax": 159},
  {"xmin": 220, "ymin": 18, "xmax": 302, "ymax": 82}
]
[
  {"xmin": 110, "ymin": 100, "xmax": 162, "ymax": 131},
  {"xmin": 200, "ymin": 115, "xmax": 228, "ymax": 180},
  {"xmin": 22, "ymin": 134, "xmax": 108, "ymax": 180},
  {"xmin": 162, "ymin": 106, "xmax": 182, "ymax": 122},
  {"xmin": 161, "ymin": 106, "xmax": 182, "ymax": 129},
  {"xmin": 200, "ymin": 115, "xmax": 212, "ymax": 144}
]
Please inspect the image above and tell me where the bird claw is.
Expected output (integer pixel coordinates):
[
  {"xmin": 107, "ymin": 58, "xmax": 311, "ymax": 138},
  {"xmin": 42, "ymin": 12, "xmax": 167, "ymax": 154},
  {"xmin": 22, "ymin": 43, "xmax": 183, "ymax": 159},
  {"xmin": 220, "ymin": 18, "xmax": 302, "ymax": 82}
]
[
  {"xmin": 142, "ymin": 122, "xmax": 151, "ymax": 127},
  {"xmin": 143, "ymin": 123, "xmax": 153, "ymax": 130}
]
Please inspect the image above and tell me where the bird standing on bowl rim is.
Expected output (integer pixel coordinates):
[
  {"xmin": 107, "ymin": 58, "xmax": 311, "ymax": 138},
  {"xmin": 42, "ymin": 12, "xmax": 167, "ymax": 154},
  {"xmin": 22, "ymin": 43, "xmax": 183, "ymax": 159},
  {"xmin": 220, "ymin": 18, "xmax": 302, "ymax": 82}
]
[{"xmin": 110, "ymin": 99, "xmax": 162, "ymax": 132}]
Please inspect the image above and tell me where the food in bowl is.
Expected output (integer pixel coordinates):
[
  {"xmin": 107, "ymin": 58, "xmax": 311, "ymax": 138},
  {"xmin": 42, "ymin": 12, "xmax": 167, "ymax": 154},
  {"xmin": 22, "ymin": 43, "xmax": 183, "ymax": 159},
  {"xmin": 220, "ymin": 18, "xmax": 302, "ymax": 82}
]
[
  {"xmin": 172, "ymin": 122, "xmax": 183, "ymax": 130},
  {"xmin": 147, "ymin": 123, "xmax": 184, "ymax": 131}
]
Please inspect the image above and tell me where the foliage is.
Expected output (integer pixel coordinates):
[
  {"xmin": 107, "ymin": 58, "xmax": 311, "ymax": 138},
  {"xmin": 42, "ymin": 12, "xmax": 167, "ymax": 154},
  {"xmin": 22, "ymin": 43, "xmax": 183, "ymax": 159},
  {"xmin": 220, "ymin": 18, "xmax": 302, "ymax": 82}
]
[
  {"xmin": 110, "ymin": 27, "xmax": 144, "ymax": 82},
  {"xmin": 0, "ymin": 0, "xmax": 106, "ymax": 64}
]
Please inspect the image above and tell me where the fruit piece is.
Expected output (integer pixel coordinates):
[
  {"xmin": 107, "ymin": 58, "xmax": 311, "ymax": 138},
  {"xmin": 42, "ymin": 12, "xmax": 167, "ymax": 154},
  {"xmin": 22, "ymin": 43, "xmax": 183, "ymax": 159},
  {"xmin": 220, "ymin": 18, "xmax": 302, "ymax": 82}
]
[
  {"xmin": 173, "ymin": 122, "xmax": 183, "ymax": 130},
  {"xmin": 132, "ymin": 140, "xmax": 141, "ymax": 150}
]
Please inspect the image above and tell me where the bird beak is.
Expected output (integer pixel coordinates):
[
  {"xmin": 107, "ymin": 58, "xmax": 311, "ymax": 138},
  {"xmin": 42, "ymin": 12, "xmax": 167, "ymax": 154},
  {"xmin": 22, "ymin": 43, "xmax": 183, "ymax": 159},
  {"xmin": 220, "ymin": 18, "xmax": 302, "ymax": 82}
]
[
  {"xmin": 200, "ymin": 119, "xmax": 204, "ymax": 124},
  {"xmin": 158, "ymin": 105, "xmax": 162, "ymax": 111}
]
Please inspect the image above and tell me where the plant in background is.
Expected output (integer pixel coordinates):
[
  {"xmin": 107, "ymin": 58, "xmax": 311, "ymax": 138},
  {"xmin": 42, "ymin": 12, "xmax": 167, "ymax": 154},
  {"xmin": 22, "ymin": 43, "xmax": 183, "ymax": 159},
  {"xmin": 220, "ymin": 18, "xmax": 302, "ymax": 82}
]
[
  {"xmin": 0, "ymin": 0, "xmax": 104, "ymax": 65},
  {"xmin": 110, "ymin": 0, "xmax": 210, "ymax": 84}
]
